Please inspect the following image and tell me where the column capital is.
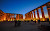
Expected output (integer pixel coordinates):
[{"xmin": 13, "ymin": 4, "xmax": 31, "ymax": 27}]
[
  {"xmin": 37, "ymin": 7, "xmax": 40, "ymax": 9},
  {"xmin": 42, "ymin": 4, "xmax": 46, "ymax": 7},
  {"xmin": 34, "ymin": 9, "xmax": 36, "ymax": 12}
]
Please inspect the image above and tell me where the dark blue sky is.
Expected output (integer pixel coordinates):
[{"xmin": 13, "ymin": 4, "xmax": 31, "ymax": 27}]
[{"xmin": 0, "ymin": 0, "xmax": 50, "ymax": 18}]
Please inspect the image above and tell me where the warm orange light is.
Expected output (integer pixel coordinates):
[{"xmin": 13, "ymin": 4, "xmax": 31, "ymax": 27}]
[
  {"xmin": 49, "ymin": 18, "xmax": 50, "ymax": 21},
  {"xmin": 40, "ymin": 16, "xmax": 42, "ymax": 18},
  {"xmin": 36, "ymin": 20, "xmax": 38, "ymax": 22},
  {"xmin": 40, "ymin": 18, "xmax": 42, "ymax": 21},
  {"xmin": 1, "ymin": 20, "xmax": 3, "ymax": 21},
  {"xmin": 33, "ymin": 18, "xmax": 36, "ymax": 21},
  {"xmin": 4, "ymin": 18, "xmax": 6, "ymax": 20},
  {"xmin": 17, "ymin": 20, "xmax": 18, "ymax": 21},
  {"xmin": 43, "ymin": 18, "xmax": 45, "ymax": 21},
  {"xmin": 19, "ymin": 19, "xmax": 23, "ymax": 21},
  {"xmin": 13, "ymin": 19, "xmax": 14, "ymax": 21},
  {"xmin": 8, "ymin": 20, "xmax": 9, "ymax": 21},
  {"xmin": 0, "ymin": 20, "xmax": 1, "ymax": 21},
  {"xmin": 11, "ymin": 19, "xmax": 12, "ymax": 21}
]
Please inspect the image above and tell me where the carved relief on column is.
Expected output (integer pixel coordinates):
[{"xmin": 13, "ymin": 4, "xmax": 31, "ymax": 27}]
[
  {"xmin": 41, "ymin": 6, "xmax": 45, "ymax": 21},
  {"xmin": 46, "ymin": 2, "xmax": 50, "ymax": 21}
]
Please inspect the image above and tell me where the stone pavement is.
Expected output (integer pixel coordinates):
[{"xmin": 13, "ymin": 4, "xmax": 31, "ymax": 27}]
[{"xmin": 0, "ymin": 21, "xmax": 49, "ymax": 31}]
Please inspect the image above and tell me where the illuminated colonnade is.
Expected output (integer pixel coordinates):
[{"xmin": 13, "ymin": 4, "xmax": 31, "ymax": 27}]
[
  {"xmin": 25, "ymin": 2, "xmax": 50, "ymax": 21},
  {"xmin": 16, "ymin": 14, "xmax": 23, "ymax": 21},
  {"xmin": 6, "ymin": 13, "xmax": 10, "ymax": 21},
  {"xmin": 0, "ymin": 10, "xmax": 23, "ymax": 21},
  {"xmin": 46, "ymin": 2, "xmax": 50, "ymax": 21},
  {"xmin": 10, "ymin": 14, "xmax": 15, "ymax": 21},
  {"xmin": 0, "ymin": 10, "xmax": 5, "ymax": 21},
  {"xmin": 25, "ymin": 12, "xmax": 32, "ymax": 21}
]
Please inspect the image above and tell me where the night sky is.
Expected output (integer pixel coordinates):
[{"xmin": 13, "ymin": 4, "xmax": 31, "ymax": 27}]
[{"xmin": 0, "ymin": 0, "xmax": 50, "ymax": 19}]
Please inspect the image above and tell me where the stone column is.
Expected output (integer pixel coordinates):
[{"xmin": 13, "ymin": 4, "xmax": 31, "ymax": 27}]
[
  {"xmin": 31, "ymin": 11, "xmax": 33, "ymax": 20},
  {"xmin": 18, "ymin": 14, "xmax": 19, "ymax": 20},
  {"xmin": 28, "ymin": 13, "xmax": 30, "ymax": 19},
  {"xmin": 30, "ymin": 12, "xmax": 31, "ymax": 20},
  {"xmin": 13, "ymin": 14, "xmax": 14, "ymax": 21},
  {"xmin": 36, "ymin": 8, "xmax": 39, "ymax": 19},
  {"xmin": 26, "ymin": 14, "xmax": 27, "ymax": 19},
  {"xmin": 34, "ymin": 10, "xmax": 36, "ymax": 19},
  {"xmin": 4, "ymin": 13, "xmax": 6, "ymax": 21},
  {"xmin": 46, "ymin": 2, "xmax": 50, "ymax": 21},
  {"xmin": 16, "ymin": 14, "xmax": 17, "ymax": 20},
  {"xmin": 27, "ymin": 13, "xmax": 29, "ymax": 19},
  {"xmin": 41, "ymin": 6, "xmax": 45, "ymax": 21},
  {"xmin": 34, "ymin": 10, "xmax": 36, "ymax": 21},
  {"xmin": 22, "ymin": 15, "xmax": 23, "ymax": 19},
  {"xmin": 26, "ymin": 14, "xmax": 28, "ymax": 19}
]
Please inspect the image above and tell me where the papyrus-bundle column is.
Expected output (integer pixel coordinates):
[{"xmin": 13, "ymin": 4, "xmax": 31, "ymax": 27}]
[
  {"xmin": 36, "ymin": 8, "xmax": 40, "ymax": 20},
  {"xmin": 26, "ymin": 14, "xmax": 28, "ymax": 19},
  {"xmin": 30, "ymin": 12, "xmax": 32, "ymax": 20},
  {"xmin": 31, "ymin": 11, "xmax": 33, "ymax": 20},
  {"xmin": 41, "ymin": 6, "xmax": 45, "ymax": 21},
  {"xmin": 34, "ymin": 10, "xmax": 36, "ymax": 20}
]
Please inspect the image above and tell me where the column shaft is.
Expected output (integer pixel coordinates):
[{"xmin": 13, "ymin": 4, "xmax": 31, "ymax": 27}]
[
  {"xmin": 34, "ymin": 11, "xmax": 36, "ymax": 18},
  {"xmin": 41, "ymin": 7, "xmax": 45, "ymax": 18},
  {"xmin": 25, "ymin": 14, "xmax": 26, "ymax": 19},
  {"xmin": 46, "ymin": 2, "xmax": 50, "ymax": 21},
  {"xmin": 37, "ymin": 9, "xmax": 39, "ymax": 19},
  {"xmin": 32, "ymin": 11, "xmax": 33, "ymax": 20}
]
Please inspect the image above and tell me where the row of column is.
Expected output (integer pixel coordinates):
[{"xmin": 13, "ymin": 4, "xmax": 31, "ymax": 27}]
[
  {"xmin": 5, "ymin": 14, "xmax": 23, "ymax": 21},
  {"xmin": 16, "ymin": 14, "xmax": 23, "ymax": 21},
  {"xmin": 25, "ymin": 2, "xmax": 50, "ymax": 21}
]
